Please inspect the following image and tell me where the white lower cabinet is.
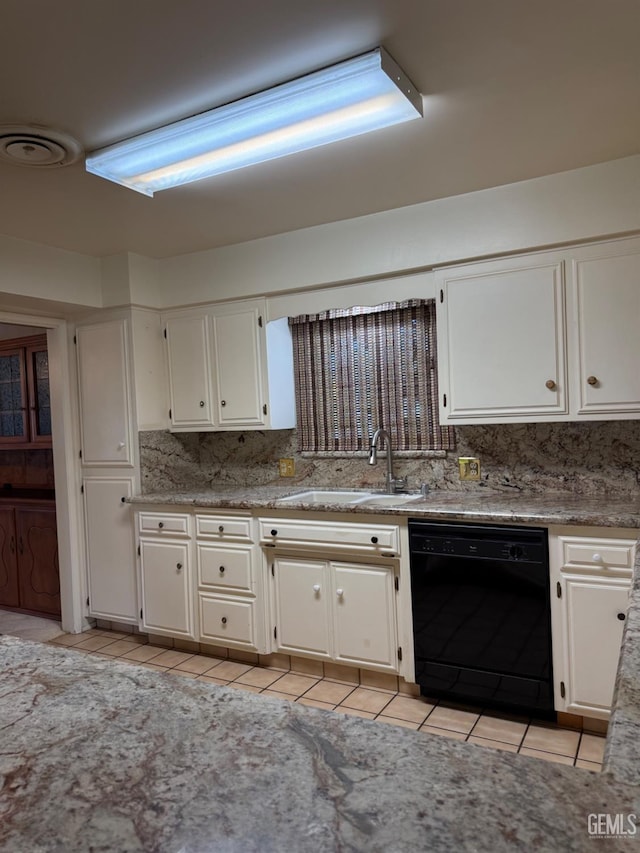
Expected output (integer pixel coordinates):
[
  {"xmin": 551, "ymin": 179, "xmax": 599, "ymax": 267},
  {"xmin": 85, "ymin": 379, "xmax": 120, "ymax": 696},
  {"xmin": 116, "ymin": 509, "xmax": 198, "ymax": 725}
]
[
  {"xmin": 550, "ymin": 526, "xmax": 637, "ymax": 719},
  {"xmin": 84, "ymin": 475, "xmax": 137, "ymax": 624},
  {"xmin": 270, "ymin": 553, "xmax": 399, "ymax": 672},
  {"xmin": 272, "ymin": 557, "xmax": 332, "ymax": 658},
  {"xmin": 195, "ymin": 512, "xmax": 265, "ymax": 653},
  {"xmin": 139, "ymin": 538, "xmax": 194, "ymax": 639}
]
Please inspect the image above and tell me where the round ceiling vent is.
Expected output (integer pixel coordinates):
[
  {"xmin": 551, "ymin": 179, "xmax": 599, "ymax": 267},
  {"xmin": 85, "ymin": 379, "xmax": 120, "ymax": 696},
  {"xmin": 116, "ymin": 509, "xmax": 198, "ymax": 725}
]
[{"xmin": 0, "ymin": 125, "xmax": 83, "ymax": 168}]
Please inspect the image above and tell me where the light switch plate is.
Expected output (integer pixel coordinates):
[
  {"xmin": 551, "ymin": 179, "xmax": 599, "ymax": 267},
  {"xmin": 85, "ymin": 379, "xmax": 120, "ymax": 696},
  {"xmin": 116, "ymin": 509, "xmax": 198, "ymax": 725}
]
[{"xmin": 458, "ymin": 457, "xmax": 481, "ymax": 481}]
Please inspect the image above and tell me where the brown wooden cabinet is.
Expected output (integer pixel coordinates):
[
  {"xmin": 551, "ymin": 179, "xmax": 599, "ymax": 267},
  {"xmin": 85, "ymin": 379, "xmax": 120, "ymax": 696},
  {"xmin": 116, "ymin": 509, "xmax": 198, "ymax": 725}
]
[
  {"xmin": 0, "ymin": 334, "xmax": 52, "ymax": 448},
  {"xmin": 0, "ymin": 502, "xmax": 59, "ymax": 617}
]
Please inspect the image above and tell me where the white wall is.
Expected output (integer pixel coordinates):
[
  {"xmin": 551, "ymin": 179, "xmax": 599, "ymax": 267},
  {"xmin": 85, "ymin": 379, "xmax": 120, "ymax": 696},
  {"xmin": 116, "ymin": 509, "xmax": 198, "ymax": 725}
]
[
  {"xmin": 158, "ymin": 154, "xmax": 640, "ymax": 308},
  {"xmin": 0, "ymin": 233, "xmax": 101, "ymax": 310}
]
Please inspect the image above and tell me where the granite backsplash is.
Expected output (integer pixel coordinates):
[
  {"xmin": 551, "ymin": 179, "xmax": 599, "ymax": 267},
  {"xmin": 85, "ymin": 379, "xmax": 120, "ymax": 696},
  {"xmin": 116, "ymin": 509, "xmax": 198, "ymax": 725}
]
[{"xmin": 140, "ymin": 421, "xmax": 640, "ymax": 497}]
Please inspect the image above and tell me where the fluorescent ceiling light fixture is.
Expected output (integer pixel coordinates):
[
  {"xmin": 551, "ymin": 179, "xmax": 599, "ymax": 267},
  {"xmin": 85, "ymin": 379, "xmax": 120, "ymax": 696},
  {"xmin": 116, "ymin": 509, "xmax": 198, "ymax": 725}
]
[{"xmin": 85, "ymin": 48, "xmax": 422, "ymax": 196}]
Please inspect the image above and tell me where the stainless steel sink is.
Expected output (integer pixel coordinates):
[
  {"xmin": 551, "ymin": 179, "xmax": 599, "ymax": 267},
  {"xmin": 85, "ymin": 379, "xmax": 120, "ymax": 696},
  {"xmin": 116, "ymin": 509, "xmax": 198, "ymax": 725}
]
[{"xmin": 276, "ymin": 489, "xmax": 374, "ymax": 505}]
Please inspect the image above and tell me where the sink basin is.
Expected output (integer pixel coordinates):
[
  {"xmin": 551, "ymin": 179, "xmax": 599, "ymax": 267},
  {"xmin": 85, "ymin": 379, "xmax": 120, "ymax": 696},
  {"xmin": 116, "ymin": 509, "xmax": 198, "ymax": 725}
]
[
  {"xmin": 276, "ymin": 489, "xmax": 425, "ymax": 507},
  {"xmin": 276, "ymin": 490, "xmax": 374, "ymax": 505},
  {"xmin": 353, "ymin": 494, "xmax": 425, "ymax": 507}
]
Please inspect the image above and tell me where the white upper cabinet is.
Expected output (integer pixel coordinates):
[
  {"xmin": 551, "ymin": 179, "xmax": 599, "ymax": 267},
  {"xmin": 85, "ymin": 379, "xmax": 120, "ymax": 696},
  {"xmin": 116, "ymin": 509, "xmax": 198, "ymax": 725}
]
[
  {"xmin": 163, "ymin": 298, "xmax": 295, "ymax": 432},
  {"xmin": 165, "ymin": 313, "xmax": 214, "ymax": 429},
  {"xmin": 437, "ymin": 236, "xmax": 640, "ymax": 424},
  {"xmin": 436, "ymin": 254, "xmax": 567, "ymax": 422},
  {"xmin": 76, "ymin": 319, "xmax": 135, "ymax": 466},
  {"xmin": 570, "ymin": 240, "xmax": 640, "ymax": 416},
  {"xmin": 211, "ymin": 303, "xmax": 264, "ymax": 427}
]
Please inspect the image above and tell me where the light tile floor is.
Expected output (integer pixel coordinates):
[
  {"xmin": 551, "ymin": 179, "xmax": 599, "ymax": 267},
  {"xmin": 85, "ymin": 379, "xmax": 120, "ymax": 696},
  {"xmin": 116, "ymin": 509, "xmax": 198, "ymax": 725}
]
[{"xmin": 41, "ymin": 625, "xmax": 605, "ymax": 773}]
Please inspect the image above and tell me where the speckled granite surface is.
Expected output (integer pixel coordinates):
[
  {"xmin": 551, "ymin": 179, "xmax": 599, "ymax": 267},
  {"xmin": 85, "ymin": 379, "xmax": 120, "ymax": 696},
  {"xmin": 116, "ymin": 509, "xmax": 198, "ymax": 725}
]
[
  {"xmin": 130, "ymin": 486, "xmax": 640, "ymax": 529},
  {"xmin": 139, "ymin": 420, "xmax": 640, "ymax": 497},
  {"xmin": 1, "ymin": 633, "xmax": 639, "ymax": 853}
]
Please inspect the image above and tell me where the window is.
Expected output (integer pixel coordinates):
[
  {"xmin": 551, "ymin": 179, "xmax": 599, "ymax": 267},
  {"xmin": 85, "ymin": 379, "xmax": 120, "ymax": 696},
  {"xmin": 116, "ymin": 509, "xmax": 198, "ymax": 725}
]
[{"xmin": 289, "ymin": 299, "xmax": 455, "ymax": 453}]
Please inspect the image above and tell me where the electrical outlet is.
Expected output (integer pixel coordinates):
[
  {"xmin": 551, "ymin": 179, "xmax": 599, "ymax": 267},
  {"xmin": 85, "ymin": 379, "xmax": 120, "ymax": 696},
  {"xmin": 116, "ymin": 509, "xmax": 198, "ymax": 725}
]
[
  {"xmin": 458, "ymin": 457, "xmax": 481, "ymax": 481},
  {"xmin": 278, "ymin": 458, "xmax": 295, "ymax": 477}
]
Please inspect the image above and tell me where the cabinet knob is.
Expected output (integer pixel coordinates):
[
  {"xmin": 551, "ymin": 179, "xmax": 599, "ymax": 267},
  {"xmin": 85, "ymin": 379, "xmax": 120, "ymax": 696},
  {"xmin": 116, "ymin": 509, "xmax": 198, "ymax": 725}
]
[
  {"xmin": 218, "ymin": 525, "xmax": 224, "ymax": 533},
  {"xmin": 121, "ymin": 497, "xmax": 126, "ymax": 503},
  {"xmin": 118, "ymin": 441, "xmax": 126, "ymax": 450},
  {"xmin": 336, "ymin": 588, "xmax": 344, "ymax": 598},
  {"xmin": 617, "ymin": 612, "xmax": 626, "ymax": 621},
  {"xmin": 219, "ymin": 566, "xmax": 225, "ymax": 574},
  {"xmin": 221, "ymin": 400, "xmax": 226, "ymax": 407},
  {"xmin": 587, "ymin": 375, "xmax": 599, "ymax": 386},
  {"xmin": 158, "ymin": 522, "xmax": 164, "ymax": 529},
  {"xmin": 313, "ymin": 584, "xmax": 321, "ymax": 593},
  {"xmin": 545, "ymin": 379, "xmax": 557, "ymax": 391},
  {"xmin": 176, "ymin": 563, "xmax": 182, "ymax": 571},
  {"xmin": 592, "ymin": 553, "xmax": 603, "ymax": 562},
  {"xmin": 271, "ymin": 529, "xmax": 278, "ymax": 537},
  {"xmin": 371, "ymin": 536, "xmax": 379, "ymax": 544},
  {"xmin": 221, "ymin": 616, "xmax": 227, "ymax": 624},
  {"xmin": 199, "ymin": 400, "xmax": 205, "ymax": 407}
]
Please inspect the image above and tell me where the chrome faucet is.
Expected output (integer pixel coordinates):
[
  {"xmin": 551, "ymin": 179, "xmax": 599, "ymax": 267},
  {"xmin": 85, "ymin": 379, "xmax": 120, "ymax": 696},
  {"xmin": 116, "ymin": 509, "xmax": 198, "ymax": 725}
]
[{"xmin": 368, "ymin": 428, "xmax": 408, "ymax": 494}]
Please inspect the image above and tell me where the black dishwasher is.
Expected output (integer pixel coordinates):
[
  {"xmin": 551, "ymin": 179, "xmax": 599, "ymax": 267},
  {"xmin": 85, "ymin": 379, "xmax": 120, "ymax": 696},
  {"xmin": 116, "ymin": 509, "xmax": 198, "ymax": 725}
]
[{"xmin": 409, "ymin": 519, "xmax": 554, "ymax": 717}]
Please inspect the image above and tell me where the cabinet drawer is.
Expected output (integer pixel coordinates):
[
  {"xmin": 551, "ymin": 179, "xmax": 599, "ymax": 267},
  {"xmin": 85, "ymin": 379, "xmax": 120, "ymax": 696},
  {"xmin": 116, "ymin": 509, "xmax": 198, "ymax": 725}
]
[
  {"xmin": 138, "ymin": 512, "xmax": 190, "ymax": 537},
  {"xmin": 199, "ymin": 594, "xmax": 255, "ymax": 647},
  {"xmin": 561, "ymin": 537, "xmax": 636, "ymax": 574},
  {"xmin": 259, "ymin": 517, "xmax": 400, "ymax": 555},
  {"xmin": 198, "ymin": 544, "xmax": 253, "ymax": 592},
  {"xmin": 196, "ymin": 513, "xmax": 253, "ymax": 541}
]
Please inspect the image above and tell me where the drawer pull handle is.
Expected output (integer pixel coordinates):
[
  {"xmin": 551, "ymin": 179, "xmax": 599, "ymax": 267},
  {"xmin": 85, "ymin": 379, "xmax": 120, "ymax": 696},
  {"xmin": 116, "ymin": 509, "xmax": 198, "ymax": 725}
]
[
  {"xmin": 545, "ymin": 379, "xmax": 556, "ymax": 390},
  {"xmin": 371, "ymin": 536, "xmax": 379, "ymax": 544},
  {"xmin": 271, "ymin": 529, "xmax": 278, "ymax": 537},
  {"xmin": 199, "ymin": 400, "xmax": 205, "ymax": 407},
  {"xmin": 313, "ymin": 584, "xmax": 321, "ymax": 593},
  {"xmin": 587, "ymin": 375, "xmax": 599, "ymax": 386},
  {"xmin": 617, "ymin": 612, "xmax": 626, "ymax": 621},
  {"xmin": 336, "ymin": 588, "xmax": 344, "ymax": 598},
  {"xmin": 158, "ymin": 522, "xmax": 164, "ymax": 529},
  {"xmin": 592, "ymin": 553, "xmax": 603, "ymax": 562},
  {"xmin": 221, "ymin": 616, "xmax": 227, "ymax": 624},
  {"xmin": 176, "ymin": 563, "xmax": 183, "ymax": 571},
  {"xmin": 221, "ymin": 400, "xmax": 226, "ymax": 407},
  {"xmin": 219, "ymin": 566, "xmax": 225, "ymax": 574},
  {"xmin": 218, "ymin": 525, "xmax": 224, "ymax": 533}
]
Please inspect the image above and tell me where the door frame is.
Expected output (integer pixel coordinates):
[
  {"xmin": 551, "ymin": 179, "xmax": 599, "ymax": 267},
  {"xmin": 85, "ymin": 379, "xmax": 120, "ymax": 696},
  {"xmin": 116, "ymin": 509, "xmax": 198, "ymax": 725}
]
[{"xmin": 0, "ymin": 311, "xmax": 86, "ymax": 632}]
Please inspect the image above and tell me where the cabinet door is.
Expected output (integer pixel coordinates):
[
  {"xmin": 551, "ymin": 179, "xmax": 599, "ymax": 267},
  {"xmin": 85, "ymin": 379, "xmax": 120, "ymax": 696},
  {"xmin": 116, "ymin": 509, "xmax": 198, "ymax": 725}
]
[
  {"xmin": 436, "ymin": 258, "xmax": 567, "ymax": 422},
  {"xmin": 76, "ymin": 320, "xmax": 134, "ymax": 465},
  {"xmin": 83, "ymin": 476, "xmax": 137, "ymax": 623},
  {"xmin": 272, "ymin": 556, "xmax": 331, "ymax": 658},
  {"xmin": 211, "ymin": 305, "xmax": 265, "ymax": 427},
  {"xmin": 165, "ymin": 314, "xmax": 214, "ymax": 430},
  {"xmin": 0, "ymin": 507, "xmax": 19, "ymax": 607},
  {"xmin": 332, "ymin": 562, "xmax": 397, "ymax": 671},
  {"xmin": 15, "ymin": 507, "xmax": 60, "ymax": 616},
  {"xmin": 140, "ymin": 539, "xmax": 194, "ymax": 638},
  {"xmin": 562, "ymin": 576, "xmax": 629, "ymax": 716},
  {"xmin": 573, "ymin": 247, "xmax": 640, "ymax": 415}
]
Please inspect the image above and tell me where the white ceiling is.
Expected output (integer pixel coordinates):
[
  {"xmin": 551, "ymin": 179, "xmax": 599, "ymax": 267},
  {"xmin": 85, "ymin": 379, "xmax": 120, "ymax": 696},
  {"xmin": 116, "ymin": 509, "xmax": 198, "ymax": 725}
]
[{"xmin": 1, "ymin": 0, "xmax": 639, "ymax": 260}]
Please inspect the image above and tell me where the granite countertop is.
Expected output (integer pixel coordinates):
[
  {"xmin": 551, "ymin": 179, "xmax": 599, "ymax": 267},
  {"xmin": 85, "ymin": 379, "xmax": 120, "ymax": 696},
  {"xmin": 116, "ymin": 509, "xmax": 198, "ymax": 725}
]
[{"xmin": 130, "ymin": 485, "xmax": 640, "ymax": 529}]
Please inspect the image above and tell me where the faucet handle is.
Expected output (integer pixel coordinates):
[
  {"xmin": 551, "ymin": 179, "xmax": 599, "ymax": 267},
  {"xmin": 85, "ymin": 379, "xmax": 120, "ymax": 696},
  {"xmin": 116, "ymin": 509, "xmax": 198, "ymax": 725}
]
[{"xmin": 392, "ymin": 476, "xmax": 409, "ymax": 494}]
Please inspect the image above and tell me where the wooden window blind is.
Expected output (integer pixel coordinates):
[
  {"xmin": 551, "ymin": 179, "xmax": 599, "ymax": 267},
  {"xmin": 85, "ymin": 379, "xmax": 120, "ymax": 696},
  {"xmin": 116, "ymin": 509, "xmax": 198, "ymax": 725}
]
[{"xmin": 289, "ymin": 299, "xmax": 455, "ymax": 452}]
